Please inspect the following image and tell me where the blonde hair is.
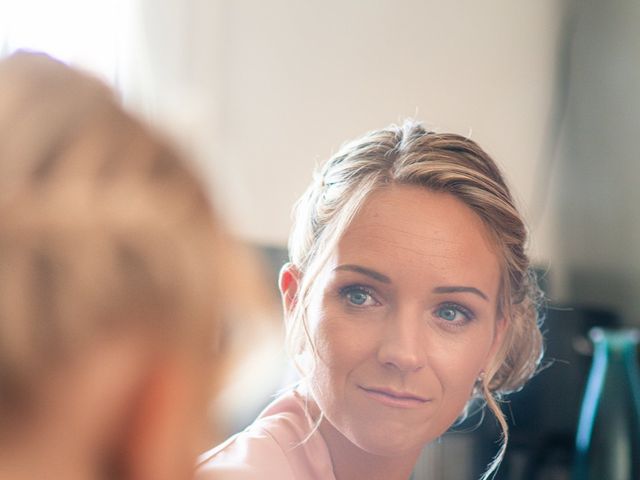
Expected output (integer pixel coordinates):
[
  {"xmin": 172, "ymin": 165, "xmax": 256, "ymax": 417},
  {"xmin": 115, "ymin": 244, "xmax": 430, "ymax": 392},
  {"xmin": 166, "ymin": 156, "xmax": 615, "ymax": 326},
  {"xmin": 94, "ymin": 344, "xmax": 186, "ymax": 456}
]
[
  {"xmin": 286, "ymin": 120, "xmax": 543, "ymax": 479},
  {"xmin": 0, "ymin": 52, "xmax": 230, "ymax": 428}
]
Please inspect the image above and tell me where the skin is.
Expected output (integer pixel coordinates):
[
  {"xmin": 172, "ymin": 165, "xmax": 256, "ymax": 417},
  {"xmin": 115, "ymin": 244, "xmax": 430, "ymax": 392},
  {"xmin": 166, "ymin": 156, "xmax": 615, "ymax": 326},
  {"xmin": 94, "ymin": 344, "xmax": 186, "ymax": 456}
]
[{"xmin": 281, "ymin": 184, "xmax": 506, "ymax": 480}]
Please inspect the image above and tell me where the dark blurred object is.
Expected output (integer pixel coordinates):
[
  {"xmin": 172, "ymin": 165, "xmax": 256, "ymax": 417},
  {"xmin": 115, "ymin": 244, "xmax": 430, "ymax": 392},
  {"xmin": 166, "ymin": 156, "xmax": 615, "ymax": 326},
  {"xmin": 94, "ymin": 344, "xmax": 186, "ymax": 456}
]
[
  {"xmin": 573, "ymin": 328, "xmax": 640, "ymax": 480},
  {"xmin": 476, "ymin": 305, "xmax": 622, "ymax": 480}
]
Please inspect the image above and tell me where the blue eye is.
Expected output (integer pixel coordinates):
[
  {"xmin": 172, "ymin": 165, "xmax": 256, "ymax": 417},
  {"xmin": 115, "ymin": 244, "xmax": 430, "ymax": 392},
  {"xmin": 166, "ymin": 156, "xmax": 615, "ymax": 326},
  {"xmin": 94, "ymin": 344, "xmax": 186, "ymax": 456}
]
[
  {"xmin": 340, "ymin": 286, "xmax": 377, "ymax": 307},
  {"xmin": 435, "ymin": 304, "xmax": 473, "ymax": 323},
  {"xmin": 348, "ymin": 291, "xmax": 368, "ymax": 305}
]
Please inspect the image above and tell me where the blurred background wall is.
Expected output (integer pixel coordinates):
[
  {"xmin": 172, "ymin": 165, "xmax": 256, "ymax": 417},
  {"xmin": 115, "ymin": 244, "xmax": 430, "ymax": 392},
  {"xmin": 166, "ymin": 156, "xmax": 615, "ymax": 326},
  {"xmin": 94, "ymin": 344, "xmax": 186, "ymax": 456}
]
[{"xmin": 2, "ymin": 1, "xmax": 640, "ymax": 478}]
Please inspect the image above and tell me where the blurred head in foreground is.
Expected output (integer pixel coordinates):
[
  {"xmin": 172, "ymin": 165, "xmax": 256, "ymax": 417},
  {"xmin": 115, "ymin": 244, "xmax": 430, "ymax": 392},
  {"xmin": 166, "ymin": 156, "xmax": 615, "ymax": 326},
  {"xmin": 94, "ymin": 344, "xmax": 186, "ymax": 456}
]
[{"xmin": 0, "ymin": 52, "xmax": 232, "ymax": 480}]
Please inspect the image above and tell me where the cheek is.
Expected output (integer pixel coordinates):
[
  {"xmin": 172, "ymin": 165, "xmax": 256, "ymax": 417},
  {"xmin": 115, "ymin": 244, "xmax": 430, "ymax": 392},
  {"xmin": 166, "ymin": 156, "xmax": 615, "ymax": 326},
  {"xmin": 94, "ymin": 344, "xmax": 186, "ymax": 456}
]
[
  {"xmin": 434, "ymin": 337, "xmax": 493, "ymax": 400},
  {"xmin": 309, "ymin": 293, "xmax": 370, "ymax": 365},
  {"xmin": 312, "ymin": 314, "xmax": 360, "ymax": 379},
  {"xmin": 308, "ymin": 311, "xmax": 375, "ymax": 403}
]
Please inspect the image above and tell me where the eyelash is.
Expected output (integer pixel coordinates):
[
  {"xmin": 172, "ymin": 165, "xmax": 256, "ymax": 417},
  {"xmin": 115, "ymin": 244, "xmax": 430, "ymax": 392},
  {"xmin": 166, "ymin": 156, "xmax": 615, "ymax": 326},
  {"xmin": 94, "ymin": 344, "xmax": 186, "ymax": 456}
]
[
  {"xmin": 434, "ymin": 302, "xmax": 475, "ymax": 326},
  {"xmin": 339, "ymin": 285, "xmax": 379, "ymax": 307}
]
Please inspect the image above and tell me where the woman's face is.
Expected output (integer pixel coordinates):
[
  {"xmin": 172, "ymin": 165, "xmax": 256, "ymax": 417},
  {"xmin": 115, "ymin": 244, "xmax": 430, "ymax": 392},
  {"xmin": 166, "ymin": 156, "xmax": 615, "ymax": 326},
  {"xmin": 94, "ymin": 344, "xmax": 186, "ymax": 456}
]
[{"xmin": 294, "ymin": 185, "xmax": 505, "ymax": 457}]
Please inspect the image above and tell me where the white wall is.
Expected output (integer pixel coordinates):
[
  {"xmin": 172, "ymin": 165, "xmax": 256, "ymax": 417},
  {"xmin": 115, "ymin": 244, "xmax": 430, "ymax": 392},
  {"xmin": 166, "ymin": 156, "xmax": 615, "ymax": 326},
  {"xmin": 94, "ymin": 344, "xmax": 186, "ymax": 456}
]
[
  {"xmin": 549, "ymin": 0, "xmax": 640, "ymax": 323},
  {"xmin": 140, "ymin": 1, "xmax": 563, "ymax": 266}
]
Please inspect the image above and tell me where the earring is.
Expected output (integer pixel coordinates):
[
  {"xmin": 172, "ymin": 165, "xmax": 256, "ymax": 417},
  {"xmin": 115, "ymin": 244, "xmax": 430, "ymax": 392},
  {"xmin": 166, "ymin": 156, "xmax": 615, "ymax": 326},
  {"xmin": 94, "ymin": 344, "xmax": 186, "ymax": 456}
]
[{"xmin": 475, "ymin": 370, "xmax": 486, "ymax": 393}]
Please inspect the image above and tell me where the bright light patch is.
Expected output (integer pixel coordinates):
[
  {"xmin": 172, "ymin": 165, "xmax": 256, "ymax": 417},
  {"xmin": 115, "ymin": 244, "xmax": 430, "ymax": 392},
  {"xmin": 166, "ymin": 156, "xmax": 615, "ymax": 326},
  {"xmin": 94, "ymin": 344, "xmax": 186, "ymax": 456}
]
[{"xmin": 0, "ymin": 0, "xmax": 132, "ymax": 85}]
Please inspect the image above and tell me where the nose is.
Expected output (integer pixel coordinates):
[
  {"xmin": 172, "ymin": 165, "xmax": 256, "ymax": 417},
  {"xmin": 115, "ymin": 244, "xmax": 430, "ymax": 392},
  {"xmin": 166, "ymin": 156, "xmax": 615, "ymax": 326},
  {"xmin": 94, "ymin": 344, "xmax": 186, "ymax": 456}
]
[{"xmin": 376, "ymin": 307, "xmax": 426, "ymax": 373}]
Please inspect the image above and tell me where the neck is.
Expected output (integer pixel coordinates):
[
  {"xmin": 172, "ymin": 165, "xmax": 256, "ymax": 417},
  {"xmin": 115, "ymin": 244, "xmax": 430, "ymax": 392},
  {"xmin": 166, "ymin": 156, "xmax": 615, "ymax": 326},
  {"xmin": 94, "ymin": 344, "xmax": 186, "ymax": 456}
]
[{"xmin": 318, "ymin": 418, "xmax": 421, "ymax": 480}]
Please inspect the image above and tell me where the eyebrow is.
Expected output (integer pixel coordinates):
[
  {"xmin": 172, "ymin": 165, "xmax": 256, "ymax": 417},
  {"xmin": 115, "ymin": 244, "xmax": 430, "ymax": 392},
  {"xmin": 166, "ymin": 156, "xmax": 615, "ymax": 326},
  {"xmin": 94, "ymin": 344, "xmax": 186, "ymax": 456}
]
[
  {"xmin": 334, "ymin": 264, "xmax": 391, "ymax": 283},
  {"xmin": 433, "ymin": 286, "xmax": 489, "ymax": 301},
  {"xmin": 334, "ymin": 265, "xmax": 489, "ymax": 301}
]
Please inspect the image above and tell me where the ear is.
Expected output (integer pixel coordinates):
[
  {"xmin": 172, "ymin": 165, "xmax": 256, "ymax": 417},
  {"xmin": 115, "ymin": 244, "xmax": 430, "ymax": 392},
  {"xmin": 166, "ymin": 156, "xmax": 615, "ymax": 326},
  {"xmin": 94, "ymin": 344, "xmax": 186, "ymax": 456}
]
[
  {"xmin": 122, "ymin": 353, "xmax": 206, "ymax": 480},
  {"xmin": 278, "ymin": 262, "xmax": 300, "ymax": 316}
]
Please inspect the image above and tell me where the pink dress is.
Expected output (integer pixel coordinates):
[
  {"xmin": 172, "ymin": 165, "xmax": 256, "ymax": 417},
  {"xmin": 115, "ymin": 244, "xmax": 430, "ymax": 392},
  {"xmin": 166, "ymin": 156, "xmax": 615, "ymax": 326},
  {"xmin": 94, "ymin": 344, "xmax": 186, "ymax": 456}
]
[{"xmin": 196, "ymin": 390, "xmax": 336, "ymax": 480}]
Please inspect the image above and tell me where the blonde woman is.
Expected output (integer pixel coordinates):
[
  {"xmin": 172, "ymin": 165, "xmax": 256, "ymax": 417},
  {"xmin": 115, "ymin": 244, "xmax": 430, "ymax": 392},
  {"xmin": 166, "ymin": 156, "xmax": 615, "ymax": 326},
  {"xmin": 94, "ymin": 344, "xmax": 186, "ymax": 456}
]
[
  {"xmin": 0, "ymin": 52, "xmax": 238, "ymax": 480},
  {"xmin": 197, "ymin": 121, "xmax": 543, "ymax": 480}
]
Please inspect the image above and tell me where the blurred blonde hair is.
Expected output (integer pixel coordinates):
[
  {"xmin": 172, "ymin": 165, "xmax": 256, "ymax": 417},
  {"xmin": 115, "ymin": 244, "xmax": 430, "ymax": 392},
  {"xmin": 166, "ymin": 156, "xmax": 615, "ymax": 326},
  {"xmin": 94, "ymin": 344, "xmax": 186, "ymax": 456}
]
[
  {"xmin": 0, "ymin": 52, "xmax": 233, "ymax": 428},
  {"xmin": 286, "ymin": 120, "xmax": 544, "ymax": 479}
]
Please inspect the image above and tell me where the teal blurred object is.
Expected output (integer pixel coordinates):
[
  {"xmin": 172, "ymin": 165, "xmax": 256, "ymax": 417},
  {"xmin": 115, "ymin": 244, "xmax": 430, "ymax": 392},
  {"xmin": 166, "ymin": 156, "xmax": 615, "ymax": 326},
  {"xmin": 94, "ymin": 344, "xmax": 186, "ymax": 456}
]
[{"xmin": 573, "ymin": 328, "xmax": 640, "ymax": 480}]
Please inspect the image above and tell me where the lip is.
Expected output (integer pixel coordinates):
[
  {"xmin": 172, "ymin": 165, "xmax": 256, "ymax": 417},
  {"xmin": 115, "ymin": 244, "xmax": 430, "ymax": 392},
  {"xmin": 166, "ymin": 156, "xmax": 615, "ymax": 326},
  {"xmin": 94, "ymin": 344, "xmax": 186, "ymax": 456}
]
[{"xmin": 359, "ymin": 386, "xmax": 431, "ymax": 409}]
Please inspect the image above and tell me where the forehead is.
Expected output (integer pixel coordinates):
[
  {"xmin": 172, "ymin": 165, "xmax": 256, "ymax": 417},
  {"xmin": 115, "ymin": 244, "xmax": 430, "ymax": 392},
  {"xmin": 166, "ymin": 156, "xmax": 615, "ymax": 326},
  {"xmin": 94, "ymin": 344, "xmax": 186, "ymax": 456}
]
[{"xmin": 333, "ymin": 185, "xmax": 501, "ymax": 296}]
